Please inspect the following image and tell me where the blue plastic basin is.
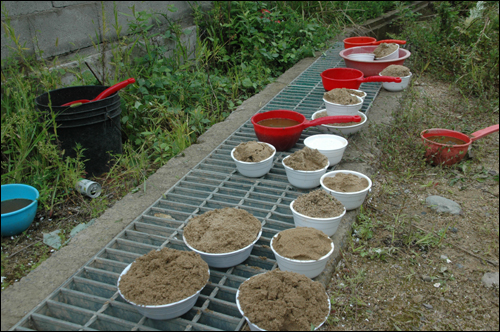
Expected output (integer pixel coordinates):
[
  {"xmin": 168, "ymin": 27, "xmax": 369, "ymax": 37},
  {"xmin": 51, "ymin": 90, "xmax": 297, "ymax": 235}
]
[{"xmin": 1, "ymin": 184, "xmax": 39, "ymax": 237}]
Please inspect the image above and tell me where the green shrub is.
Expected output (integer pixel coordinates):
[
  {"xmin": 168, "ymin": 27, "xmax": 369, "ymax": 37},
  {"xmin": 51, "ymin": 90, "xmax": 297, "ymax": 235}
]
[
  {"xmin": 194, "ymin": 1, "xmax": 335, "ymax": 77},
  {"xmin": 398, "ymin": 1, "xmax": 499, "ymax": 99}
]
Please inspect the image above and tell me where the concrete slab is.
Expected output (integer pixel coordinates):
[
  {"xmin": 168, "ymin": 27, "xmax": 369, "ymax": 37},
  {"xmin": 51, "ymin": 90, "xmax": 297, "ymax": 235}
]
[
  {"xmin": 0, "ymin": 15, "xmax": 34, "ymax": 61},
  {"xmin": 1, "ymin": 1, "xmax": 52, "ymax": 18},
  {"xmin": 0, "ymin": 47, "xmax": 402, "ymax": 331},
  {"xmin": 26, "ymin": 2, "xmax": 102, "ymax": 59}
]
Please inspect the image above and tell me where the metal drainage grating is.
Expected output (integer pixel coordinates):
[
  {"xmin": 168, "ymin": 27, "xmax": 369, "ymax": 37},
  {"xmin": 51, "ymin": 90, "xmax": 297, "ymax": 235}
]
[{"xmin": 12, "ymin": 42, "xmax": 382, "ymax": 331}]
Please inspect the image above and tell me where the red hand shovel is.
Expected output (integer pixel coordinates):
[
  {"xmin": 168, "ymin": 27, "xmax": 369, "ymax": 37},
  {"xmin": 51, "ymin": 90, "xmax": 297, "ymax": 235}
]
[{"xmin": 61, "ymin": 78, "xmax": 135, "ymax": 106}]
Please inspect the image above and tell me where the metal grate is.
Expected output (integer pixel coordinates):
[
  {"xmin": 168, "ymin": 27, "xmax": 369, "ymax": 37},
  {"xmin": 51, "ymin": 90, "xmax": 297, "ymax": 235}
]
[{"xmin": 11, "ymin": 42, "xmax": 382, "ymax": 331}]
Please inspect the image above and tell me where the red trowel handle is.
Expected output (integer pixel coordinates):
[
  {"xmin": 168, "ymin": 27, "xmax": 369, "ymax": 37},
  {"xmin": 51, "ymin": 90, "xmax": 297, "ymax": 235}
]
[
  {"xmin": 360, "ymin": 76, "xmax": 402, "ymax": 84},
  {"xmin": 372, "ymin": 39, "xmax": 407, "ymax": 45},
  {"xmin": 95, "ymin": 78, "xmax": 136, "ymax": 100},
  {"xmin": 470, "ymin": 124, "xmax": 499, "ymax": 142},
  {"xmin": 303, "ymin": 115, "xmax": 361, "ymax": 128}
]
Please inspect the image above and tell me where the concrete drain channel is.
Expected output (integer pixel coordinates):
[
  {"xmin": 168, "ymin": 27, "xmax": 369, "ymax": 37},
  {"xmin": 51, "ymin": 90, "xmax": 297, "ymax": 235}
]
[{"xmin": 12, "ymin": 42, "xmax": 382, "ymax": 331}]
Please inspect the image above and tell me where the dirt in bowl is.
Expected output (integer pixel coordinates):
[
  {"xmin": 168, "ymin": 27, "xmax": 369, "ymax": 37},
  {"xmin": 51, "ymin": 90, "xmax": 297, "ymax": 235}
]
[
  {"xmin": 283, "ymin": 147, "xmax": 328, "ymax": 171},
  {"xmin": 293, "ymin": 189, "xmax": 344, "ymax": 218},
  {"xmin": 238, "ymin": 270, "xmax": 329, "ymax": 331},
  {"xmin": 316, "ymin": 111, "xmax": 365, "ymax": 126},
  {"xmin": 323, "ymin": 172, "xmax": 369, "ymax": 192},
  {"xmin": 346, "ymin": 89, "xmax": 365, "ymax": 98},
  {"xmin": 380, "ymin": 64, "xmax": 411, "ymax": 77},
  {"xmin": 233, "ymin": 141, "xmax": 274, "ymax": 162},
  {"xmin": 183, "ymin": 207, "xmax": 261, "ymax": 253},
  {"xmin": 373, "ymin": 43, "xmax": 398, "ymax": 58},
  {"xmin": 323, "ymin": 88, "xmax": 360, "ymax": 105},
  {"xmin": 273, "ymin": 227, "xmax": 333, "ymax": 260},
  {"xmin": 118, "ymin": 248, "xmax": 209, "ymax": 306}
]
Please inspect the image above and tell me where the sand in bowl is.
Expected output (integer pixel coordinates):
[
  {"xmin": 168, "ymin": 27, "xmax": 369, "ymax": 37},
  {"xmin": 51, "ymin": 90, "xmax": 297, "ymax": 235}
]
[
  {"xmin": 373, "ymin": 43, "xmax": 398, "ymax": 59},
  {"xmin": 346, "ymin": 89, "xmax": 365, "ymax": 98},
  {"xmin": 323, "ymin": 88, "xmax": 360, "ymax": 105},
  {"xmin": 322, "ymin": 172, "xmax": 369, "ymax": 192},
  {"xmin": 380, "ymin": 64, "xmax": 411, "ymax": 77},
  {"xmin": 237, "ymin": 269, "xmax": 329, "ymax": 330},
  {"xmin": 293, "ymin": 189, "xmax": 344, "ymax": 218},
  {"xmin": 283, "ymin": 147, "xmax": 328, "ymax": 171},
  {"xmin": 118, "ymin": 248, "xmax": 209, "ymax": 305},
  {"xmin": 233, "ymin": 141, "xmax": 274, "ymax": 162},
  {"xmin": 183, "ymin": 207, "xmax": 261, "ymax": 253},
  {"xmin": 272, "ymin": 227, "xmax": 332, "ymax": 260}
]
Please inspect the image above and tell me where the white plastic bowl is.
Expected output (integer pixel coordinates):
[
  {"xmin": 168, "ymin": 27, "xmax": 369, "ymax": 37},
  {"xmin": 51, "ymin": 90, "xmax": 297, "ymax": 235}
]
[
  {"xmin": 375, "ymin": 44, "xmax": 399, "ymax": 60},
  {"xmin": 312, "ymin": 110, "xmax": 367, "ymax": 136},
  {"xmin": 183, "ymin": 228, "xmax": 262, "ymax": 268},
  {"xmin": 348, "ymin": 53, "xmax": 375, "ymax": 61},
  {"xmin": 323, "ymin": 94, "xmax": 363, "ymax": 116},
  {"xmin": 320, "ymin": 170, "xmax": 372, "ymax": 210},
  {"xmin": 290, "ymin": 200, "xmax": 346, "ymax": 237},
  {"xmin": 231, "ymin": 142, "xmax": 276, "ymax": 177},
  {"xmin": 236, "ymin": 277, "xmax": 331, "ymax": 331},
  {"xmin": 270, "ymin": 232, "xmax": 335, "ymax": 278},
  {"xmin": 380, "ymin": 72, "xmax": 412, "ymax": 92},
  {"xmin": 117, "ymin": 263, "xmax": 208, "ymax": 320},
  {"xmin": 282, "ymin": 156, "xmax": 329, "ymax": 189},
  {"xmin": 304, "ymin": 134, "xmax": 348, "ymax": 166}
]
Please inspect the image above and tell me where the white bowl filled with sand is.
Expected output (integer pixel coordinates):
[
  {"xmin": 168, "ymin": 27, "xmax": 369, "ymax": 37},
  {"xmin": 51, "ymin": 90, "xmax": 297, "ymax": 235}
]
[
  {"xmin": 231, "ymin": 141, "xmax": 276, "ymax": 177},
  {"xmin": 117, "ymin": 248, "xmax": 209, "ymax": 320},
  {"xmin": 290, "ymin": 189, "xmax": 346, "ymax": 236},
  {"xmin": 236, "ymin": 269, "xmax": 331, "ymax": 331},
  {"xmin": 320, "ymin": 170, "xmax": 372, "ymax": 210},
  {"xmin": 282, "ymin": 147, "xmax": 330, "ymax": 189},
  {"xmin": 183, "ymin": 207, "xmax": 262, "ymax": 268},
  {"xmin": 270, "ymin": 226, "xmax": 335, "ymax": 278}
]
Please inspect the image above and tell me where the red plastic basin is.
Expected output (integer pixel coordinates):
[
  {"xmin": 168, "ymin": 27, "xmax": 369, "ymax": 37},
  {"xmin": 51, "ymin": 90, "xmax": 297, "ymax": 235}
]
[{"xmin": 339, "ymin": 46, "xmax": 411, "ymax": 76}]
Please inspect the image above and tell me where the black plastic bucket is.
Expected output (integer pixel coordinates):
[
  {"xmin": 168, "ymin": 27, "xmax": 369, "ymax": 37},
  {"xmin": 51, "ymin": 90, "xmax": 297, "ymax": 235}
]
[{"xmin": 35, "ymin": 86, "xmax": 123, "ymax": 176}]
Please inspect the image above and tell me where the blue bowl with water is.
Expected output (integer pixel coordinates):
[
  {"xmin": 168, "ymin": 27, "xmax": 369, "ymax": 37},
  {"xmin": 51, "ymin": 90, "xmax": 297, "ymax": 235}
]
[{"xmin": 1, "ymin": 184, "xmax": 39, "ymax": 237}]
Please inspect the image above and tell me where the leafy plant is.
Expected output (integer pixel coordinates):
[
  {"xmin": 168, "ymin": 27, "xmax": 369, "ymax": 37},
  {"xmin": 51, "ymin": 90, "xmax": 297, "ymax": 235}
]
[
  {"xmin": 354, "ymin": 206, "xmax": 374, "ymax": 240},
  {"xmin": 359, "ymin": 247, "xmax": 399, "ymax": 261},
  {"xmin": 397, "ymin": 1, "xmax": 499, "ymax": 99},
  {"xmin": 193, "ymin": 1, "xmax": 335, "ymax": 77}
]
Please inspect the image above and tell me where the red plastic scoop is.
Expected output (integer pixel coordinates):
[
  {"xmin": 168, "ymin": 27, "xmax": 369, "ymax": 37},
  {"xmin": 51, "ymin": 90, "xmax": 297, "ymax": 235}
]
[
  {"xmin": 61, "ymin": 78, "xmax": 135, "ymax": 106},
  {"xmin": 421, "ymin": 124, "xmax": 499, "ymax": 165},
  {"xmin": 252, "ymin": 110, "xmax": 361, "ymax": 151},
  {"xmin": 344, "ymin": 37, "xmax": 406, "ymax": 49},
  {"xmin": 321, "ymin": 68, "xmax": 401, "ymax": 91}
]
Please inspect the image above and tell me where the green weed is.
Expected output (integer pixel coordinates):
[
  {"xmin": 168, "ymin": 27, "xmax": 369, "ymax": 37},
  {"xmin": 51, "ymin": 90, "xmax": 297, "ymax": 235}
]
[
  {"xmin": 354, "ymin": 206, "xmax": 374, "ymax": 240},
  {"xmin": 398, "ymin": 1, "xmax": 499, "ymax": 99}
]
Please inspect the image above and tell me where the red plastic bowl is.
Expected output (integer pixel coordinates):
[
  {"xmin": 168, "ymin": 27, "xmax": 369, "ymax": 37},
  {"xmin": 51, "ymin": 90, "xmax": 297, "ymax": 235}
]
[
  {"xmin": 251, "ymin": 110, "xmax": 360, "ymax": 151},
  {"xmin": 339, "ymin": 46, "xmax": 411, "ymax": 76},
  {"xmin": 421, "ymin": 125, "xmax": 499, "ymax": 166},
  {"xmin": 320, "ymin": 68, "xmax": 401, "ymax": 91}
]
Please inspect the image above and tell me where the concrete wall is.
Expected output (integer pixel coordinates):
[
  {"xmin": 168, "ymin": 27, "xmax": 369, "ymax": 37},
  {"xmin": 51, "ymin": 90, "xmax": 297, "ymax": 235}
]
[{"xmin": 1, "ymin": 1, "xmax": 211, "ymax": 82}]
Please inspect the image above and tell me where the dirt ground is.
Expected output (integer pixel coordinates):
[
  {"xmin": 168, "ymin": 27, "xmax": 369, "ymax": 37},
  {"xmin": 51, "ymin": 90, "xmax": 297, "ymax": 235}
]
[
  {"xmin": 1, "ymin": 177, "xmax": 132, "ymax": 290},
  {"xmin": 321, "ymin": 76, "xmax": 499, "ymax": 330}
]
